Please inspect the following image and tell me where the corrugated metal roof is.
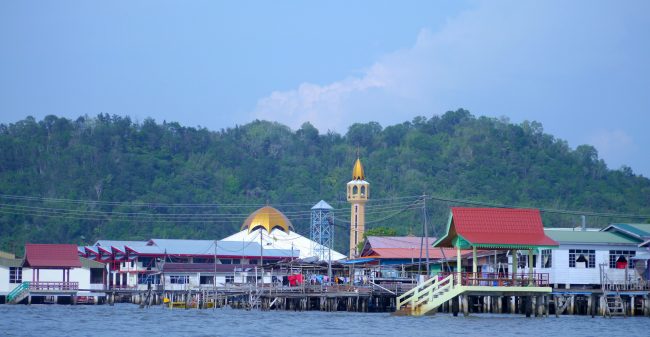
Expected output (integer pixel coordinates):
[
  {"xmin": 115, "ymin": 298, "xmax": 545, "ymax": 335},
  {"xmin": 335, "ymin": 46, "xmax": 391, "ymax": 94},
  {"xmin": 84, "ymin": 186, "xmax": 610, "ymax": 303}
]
[
  {"xmin": 367, "ymin": 247, "xmax": 461, "ymax": 259},
  {"xmin": 545, "ymin": 229, "xmax": 638, "ymax": 245},
  {"xmin": 24, "ymin": 244, "xmax": 82, "ymax": 268},
  {"xmin": 366, "ymin": 236, "xmax": 437, "ymax": 249},
  {"xmin": 0, "ymin": 256, "xmax": 23, "ymax": 267},
  {"xmin": 94, "ymin": 240, "xmax": 147, "ymax": 247},
  {"xmin": 80, "ymin": 257, "xmax": 106, "ymax": 269},
  {"xmin": 603, "ymin": 223, "xmax": 650, "ymax": 240},
  {"xmin": 162, "ymin": 263, "xmax": 257, "ymax": 273},
  {"xmin": 86, "ymin": 238, "xmax": 296, "ymax": 258},
  {"xmin": 435, "ymin": 208, "xmax": 558, "ymax": 248},
  {"xmin": 311, "ymin": 200, "xmax": 333, "ymax": 210}
]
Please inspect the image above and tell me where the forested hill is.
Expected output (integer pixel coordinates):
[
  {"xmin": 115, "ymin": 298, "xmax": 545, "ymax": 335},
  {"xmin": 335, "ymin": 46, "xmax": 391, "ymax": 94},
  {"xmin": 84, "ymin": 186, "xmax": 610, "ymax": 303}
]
[{"xmin": 1, "ymin": 110, "xmax": 649, "ymax": 254}]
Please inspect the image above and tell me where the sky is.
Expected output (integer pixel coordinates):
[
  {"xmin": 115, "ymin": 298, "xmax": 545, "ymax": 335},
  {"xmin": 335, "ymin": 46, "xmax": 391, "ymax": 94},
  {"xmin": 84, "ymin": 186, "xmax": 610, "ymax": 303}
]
[{"xmin": 1, "ymin": 1, "xmax": 649, "ymax": 176}]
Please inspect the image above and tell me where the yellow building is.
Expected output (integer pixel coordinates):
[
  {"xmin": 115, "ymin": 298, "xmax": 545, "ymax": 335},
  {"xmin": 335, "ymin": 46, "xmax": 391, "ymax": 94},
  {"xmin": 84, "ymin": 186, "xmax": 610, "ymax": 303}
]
[{"xmin": 347, "ymin": 157, "xmax": 369, "ymax": 258}]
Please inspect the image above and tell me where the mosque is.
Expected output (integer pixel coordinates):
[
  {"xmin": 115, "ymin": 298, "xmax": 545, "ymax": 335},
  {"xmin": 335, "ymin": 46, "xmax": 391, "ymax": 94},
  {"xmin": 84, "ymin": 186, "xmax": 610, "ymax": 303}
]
[
  {"xmin": 69, "ymin": 157, "xmax": 366, "ymax": 288},
  {"xmin": 220, "ymin": 205, "xmax": 347, "ymax": 261},
  {"xmin": 222, "ymin": 155, "xmax": 369, "ymax": 261}
]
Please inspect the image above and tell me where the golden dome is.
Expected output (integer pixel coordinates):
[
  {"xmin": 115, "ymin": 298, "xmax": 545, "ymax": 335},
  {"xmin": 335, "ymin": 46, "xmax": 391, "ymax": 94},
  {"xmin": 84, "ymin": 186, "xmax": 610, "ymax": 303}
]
[
  {"xmin": 352, "ymin": 158, "xmax": 365, "ymax": 180},
  {"xmin": 241, "ymin": 206, "xmax": 293, "ymax": 234}
]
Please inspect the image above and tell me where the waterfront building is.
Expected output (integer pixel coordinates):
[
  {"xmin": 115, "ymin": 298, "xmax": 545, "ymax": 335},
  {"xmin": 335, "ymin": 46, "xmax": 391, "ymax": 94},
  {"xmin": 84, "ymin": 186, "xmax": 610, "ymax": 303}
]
[
  {"xmin": 80, "ymin": 238, "xmax": 295, "ymax": 290},
  {"xmin": 77, "ymin": 206, "xmax": 345, "ymax": 290},
  {"xmin": 539, "ymin": 229, "xmax": 647, "ymax": 289},
  {"xmin": 0, "ymin": 251, "xmax": 23, "ymax": 302},
  {"xmin": 2, "ymin": 244, "xmax": 107, "ymax": 304},
  {"xmin": 398, "ymin": 207, "xmax": 559, "ymax": 316},
  {"xmin": 347, "ymin": 157, "xmax": 369, "ymax": 258}
]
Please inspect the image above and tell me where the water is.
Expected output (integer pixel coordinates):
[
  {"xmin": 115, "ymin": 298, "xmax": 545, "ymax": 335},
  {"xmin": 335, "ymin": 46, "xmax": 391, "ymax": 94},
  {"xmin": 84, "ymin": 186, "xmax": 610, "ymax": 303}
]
[{"xmin": 0, "ymin": 304, "xmax": 647, "ymax": 337}]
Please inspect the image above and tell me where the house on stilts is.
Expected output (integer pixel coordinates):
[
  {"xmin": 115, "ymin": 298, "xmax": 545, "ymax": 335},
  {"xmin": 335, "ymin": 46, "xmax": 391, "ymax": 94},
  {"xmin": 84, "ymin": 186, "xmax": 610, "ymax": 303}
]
[{"xmin": 397, "ymin": 207, "xmax": 559, "ymax": 316}]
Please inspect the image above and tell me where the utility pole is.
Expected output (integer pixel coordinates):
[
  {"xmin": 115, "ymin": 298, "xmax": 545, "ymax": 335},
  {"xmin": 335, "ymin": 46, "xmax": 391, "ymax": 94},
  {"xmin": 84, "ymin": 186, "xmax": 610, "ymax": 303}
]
[{"xmin": 423, "ymin": 194, "xmax": 430, "ymax": 275}]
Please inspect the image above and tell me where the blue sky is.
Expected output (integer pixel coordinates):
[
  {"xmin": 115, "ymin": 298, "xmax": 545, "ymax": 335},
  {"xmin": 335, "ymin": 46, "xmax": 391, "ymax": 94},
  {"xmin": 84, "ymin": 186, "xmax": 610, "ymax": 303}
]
[{"xmin": 1, "ymin": 1, "xmax": 649, "ymax": 176}]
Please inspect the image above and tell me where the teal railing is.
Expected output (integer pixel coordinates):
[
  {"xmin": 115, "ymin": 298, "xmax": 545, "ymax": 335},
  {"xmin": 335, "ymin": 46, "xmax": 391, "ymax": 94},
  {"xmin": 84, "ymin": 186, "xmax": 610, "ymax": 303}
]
[{"xmin": 6, "ymin": 282, "xmax": 30, "ymax": 303}]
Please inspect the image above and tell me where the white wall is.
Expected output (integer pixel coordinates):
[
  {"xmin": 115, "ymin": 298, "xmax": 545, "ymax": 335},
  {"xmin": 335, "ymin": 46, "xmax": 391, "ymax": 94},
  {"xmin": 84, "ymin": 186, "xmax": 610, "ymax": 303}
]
[
  {"xmin": 69, "ymin": 268, "xmax": 91, "ymax": 289},
  {"xmin": 536, "ymin": 244, "xmax": 643, "ymax": 286},
  {"xmin": 0, "ymin": 265, "xmax": 21, "ymax": 294}
]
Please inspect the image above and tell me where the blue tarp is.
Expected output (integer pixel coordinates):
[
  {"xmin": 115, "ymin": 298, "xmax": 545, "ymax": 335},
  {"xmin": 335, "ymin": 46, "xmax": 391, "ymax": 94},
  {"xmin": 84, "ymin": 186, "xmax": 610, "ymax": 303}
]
[{"xmin": 340, "ymin": 258, "xmax": 376, "ymax": 265}]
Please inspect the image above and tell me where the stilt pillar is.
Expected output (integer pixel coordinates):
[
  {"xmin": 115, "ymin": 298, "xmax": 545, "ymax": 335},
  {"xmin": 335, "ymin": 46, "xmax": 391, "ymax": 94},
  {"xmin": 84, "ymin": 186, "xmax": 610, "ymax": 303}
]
[{"xmin": 462, "ymin": 295, "xmax": 469, "ymax": 317}]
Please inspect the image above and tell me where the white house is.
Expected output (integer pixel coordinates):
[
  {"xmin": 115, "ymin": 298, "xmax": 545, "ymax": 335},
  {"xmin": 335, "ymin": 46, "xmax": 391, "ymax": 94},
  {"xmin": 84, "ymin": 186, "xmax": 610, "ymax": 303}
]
[
  {"xmin": 535, "ymin": 229, "xmax": 646, "ymax": 288},
  {"xmin": 0, "ymin": 251, "xmax": 23, "ymax": 302}
]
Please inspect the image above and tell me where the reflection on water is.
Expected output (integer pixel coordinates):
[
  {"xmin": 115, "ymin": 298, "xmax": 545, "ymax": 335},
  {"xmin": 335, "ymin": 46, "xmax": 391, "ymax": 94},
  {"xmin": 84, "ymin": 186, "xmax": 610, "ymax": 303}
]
[{"xmin": 0, "ymin": 303, "xmax": 646, "ymax": 337}]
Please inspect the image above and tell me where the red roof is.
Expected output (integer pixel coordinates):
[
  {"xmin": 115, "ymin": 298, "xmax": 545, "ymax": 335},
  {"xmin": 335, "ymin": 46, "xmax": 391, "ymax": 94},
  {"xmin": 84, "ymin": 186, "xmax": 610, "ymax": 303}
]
[
  {"xmin": 361, "ymin": 236, "xmax": 469, "ymax": 259},
  {"xmin": 24, "ymin": 244, "xmax": 83, "ymax": 268},
  {"xmin": 435, "ymin": 208, "xmax": 558, "ymax": 248},
  {"xmin": 366, "ymin": 247, "xmax": 463, "ymax": 259}
]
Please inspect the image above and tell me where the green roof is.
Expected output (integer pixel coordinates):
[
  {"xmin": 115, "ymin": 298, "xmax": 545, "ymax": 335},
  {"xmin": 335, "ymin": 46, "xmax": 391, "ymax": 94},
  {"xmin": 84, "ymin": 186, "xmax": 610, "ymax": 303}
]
[
  {"xmin": 544, "ymin": 229, "xmax": 638, "ymax": 245},
  {"xmin": 0, "ymin": 256, "xmax": 23, "ymax": 267},
  {"xmin": 610, "ymin": 223, "xmax": 650, "ymax": 237},
  {"xmin": 80, "ymin": 257, "xmax": 105, "ymax": 269}
]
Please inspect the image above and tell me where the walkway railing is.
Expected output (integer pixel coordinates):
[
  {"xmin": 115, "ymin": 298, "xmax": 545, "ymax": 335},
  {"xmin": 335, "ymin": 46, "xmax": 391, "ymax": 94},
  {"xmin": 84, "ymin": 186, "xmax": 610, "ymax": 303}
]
[
  {"xmin": 29, "ymin": 281, "xmax": 79, "ymax": 291},
  {"xmin": 439, "ymin": 272, "xmax": 550, "ymax": 287},
  {"xmin": 6, "ymin": 282, "xmax": 30, "ymax": 302}
]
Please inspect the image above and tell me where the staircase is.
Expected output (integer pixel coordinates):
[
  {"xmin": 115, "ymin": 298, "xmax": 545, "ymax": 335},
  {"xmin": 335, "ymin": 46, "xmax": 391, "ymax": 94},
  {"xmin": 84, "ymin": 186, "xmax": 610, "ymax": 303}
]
[
  {"xmin": 248, "ymin": 287, "xmax": 261, "ymax": 310},
  {"xmin": 604, "ymin": 293, "xmax": 626, "ymax": 317},
  {"xmin": 396, "ymin": 274, "xmax": 464, "ymax": 316},
  {"xmin": 6, "ymin": 282, "xmax": 30, "ymax": 304}
]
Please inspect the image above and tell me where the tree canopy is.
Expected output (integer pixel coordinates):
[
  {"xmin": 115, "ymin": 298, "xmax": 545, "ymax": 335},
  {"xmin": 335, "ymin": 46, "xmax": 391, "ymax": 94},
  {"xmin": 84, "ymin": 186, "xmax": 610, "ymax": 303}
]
[{"xmin": 1, "ymin": 110, "xmax": 648, "ymax": 255}]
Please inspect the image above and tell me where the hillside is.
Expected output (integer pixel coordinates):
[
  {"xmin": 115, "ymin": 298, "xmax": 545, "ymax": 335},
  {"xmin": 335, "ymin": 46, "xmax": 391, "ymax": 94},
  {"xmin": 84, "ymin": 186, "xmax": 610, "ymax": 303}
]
[{"xmin": 0, "ymin": 110, "xmax": 649, "ymax": 254}]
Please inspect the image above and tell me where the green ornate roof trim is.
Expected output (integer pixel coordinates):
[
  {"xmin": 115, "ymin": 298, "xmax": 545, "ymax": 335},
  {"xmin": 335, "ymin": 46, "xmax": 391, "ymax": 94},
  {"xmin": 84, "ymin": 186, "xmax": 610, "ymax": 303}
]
[
  {"xmin": 453, "ymin": 235, "xmax": 471, "ymax": 249},
  {"xmin": 471, "ymin": 243, "xmax": 557, "ymax": 249}
]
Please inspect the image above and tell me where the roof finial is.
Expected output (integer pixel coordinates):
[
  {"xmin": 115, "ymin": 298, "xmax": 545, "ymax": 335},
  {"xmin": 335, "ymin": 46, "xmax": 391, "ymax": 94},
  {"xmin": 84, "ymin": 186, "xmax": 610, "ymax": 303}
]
[{"xmin": 352, "ymin": 155, "xmax": 365, "ymax": 180}]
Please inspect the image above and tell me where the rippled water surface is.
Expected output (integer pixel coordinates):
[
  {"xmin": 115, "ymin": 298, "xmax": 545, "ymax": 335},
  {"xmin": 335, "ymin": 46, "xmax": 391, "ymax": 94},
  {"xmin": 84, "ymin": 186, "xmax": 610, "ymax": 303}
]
[{"xmin": 0, "ymin": 304, "xmax": 647, "ymax": 337}]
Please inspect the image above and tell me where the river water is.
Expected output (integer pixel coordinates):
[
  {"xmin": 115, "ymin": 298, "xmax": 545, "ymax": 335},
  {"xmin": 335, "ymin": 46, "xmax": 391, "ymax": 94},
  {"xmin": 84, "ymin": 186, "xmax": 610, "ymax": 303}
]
[{"xmin": 0, "ymin": 304, "xmax": 647, "ymax": 337}]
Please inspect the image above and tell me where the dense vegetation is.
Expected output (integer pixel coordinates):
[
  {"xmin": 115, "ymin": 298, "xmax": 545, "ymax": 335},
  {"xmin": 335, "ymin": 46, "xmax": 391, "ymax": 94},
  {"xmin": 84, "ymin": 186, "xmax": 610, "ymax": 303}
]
[{"xmin": 1, "ymin": 110, "xmax": 649, "ymax": 254}]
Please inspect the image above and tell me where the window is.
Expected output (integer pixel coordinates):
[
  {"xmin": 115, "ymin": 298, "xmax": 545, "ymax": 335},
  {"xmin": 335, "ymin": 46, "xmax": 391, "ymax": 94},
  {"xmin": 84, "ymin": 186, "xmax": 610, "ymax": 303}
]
[
  {"xmin": 9, "ymin": 267, "xmax": 22, "ymax": 283},
  {"xmin": 193, "ymin": 258, "xmax": 214, "ymax": 264},
  {"xmin": 169, "ymin": 275, "xmax": 190, "ymax": 284},
  {"xmin": 130, "ymin": 260, "xmax": 134, "ymax": 268},
  {"xmin": 138, "ymin": 274, "xmax": 160, "ymax": 285},
  {"xmin": 139, "ymin": 257, "xmax": 155, "ymax": 269},
  {"xmin": 516, "ymin": 253, "xmax": 536, "ymax": 268},
  {"xmin": 360, "ymin": 186, "xmax": 366, "ymax": 196},
  {"xmin": 352, "ymin": 186, "xmax": 358, "ymax": 194},
  {"xmin": 200, "ymin": 276, "xmax": 214, "ymax": 285},
  {"xmin": 226, "ymin": 275, "xmax": 234, "ymax": 284},
  {"xmin": 609, "ymin": 250, "xmax": 635, "ymax": 269},
  {"xmin": 541, "ymin": 249, "xmax": 552, "ymax": 268},
  {"xmin": 569, "ymin": 249, "xmax": 595, "ymax": 268},
  {"xmin": 90, "ymin": 268, "xmax": 104, "ymax": 284}
]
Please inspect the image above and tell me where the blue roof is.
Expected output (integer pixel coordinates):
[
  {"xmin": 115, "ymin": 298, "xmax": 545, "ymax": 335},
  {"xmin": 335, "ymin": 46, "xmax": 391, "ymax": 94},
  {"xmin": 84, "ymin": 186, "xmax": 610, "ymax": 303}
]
[{"xmin": 88, "ymin": 238, "xmax": 297, "ymax": 258}]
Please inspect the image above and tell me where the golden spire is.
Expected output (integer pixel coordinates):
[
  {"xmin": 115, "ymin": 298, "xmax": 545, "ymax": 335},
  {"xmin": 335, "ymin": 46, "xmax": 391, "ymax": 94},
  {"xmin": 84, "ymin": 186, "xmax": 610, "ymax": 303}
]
[{"xmin": 352, "ymin": 157, "xmax": 365, "ymax": 180}]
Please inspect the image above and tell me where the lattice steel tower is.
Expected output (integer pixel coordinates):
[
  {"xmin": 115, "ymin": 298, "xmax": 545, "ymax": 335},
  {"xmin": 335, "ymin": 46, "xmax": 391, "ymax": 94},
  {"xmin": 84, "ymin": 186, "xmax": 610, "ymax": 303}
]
[{"xmin": 310, "ymin": 200, "xmax": 334, "ymax": 261}]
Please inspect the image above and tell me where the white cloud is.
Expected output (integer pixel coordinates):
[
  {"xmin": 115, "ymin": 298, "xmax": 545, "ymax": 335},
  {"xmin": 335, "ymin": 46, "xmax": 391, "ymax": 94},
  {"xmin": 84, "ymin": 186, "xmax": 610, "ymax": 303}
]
[
  {"xmin": 250, "ymin": 0, "xmax": 650, "ymax": 179},
  {"xmin": 250, "ymin": 1, "xmax": 557, "ymax": 132}
]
